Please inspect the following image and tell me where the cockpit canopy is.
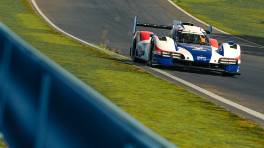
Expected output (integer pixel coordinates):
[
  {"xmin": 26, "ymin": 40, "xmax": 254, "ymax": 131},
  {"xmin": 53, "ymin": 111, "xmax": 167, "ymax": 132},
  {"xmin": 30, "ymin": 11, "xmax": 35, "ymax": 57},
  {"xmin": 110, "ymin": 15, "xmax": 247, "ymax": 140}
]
[
  {"xmin": 171, "ymin": 21, "xmax": 210, "ymax": 45},
  {"xmin": 175, "ymin": 32, "xmax": 209, "ymax": 45}
]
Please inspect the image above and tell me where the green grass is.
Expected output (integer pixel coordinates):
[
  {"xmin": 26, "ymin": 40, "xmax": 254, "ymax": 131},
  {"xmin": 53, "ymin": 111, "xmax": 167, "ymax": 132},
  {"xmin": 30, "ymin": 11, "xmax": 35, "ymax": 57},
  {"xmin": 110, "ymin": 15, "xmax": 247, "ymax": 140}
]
[
  {"xmin": 0, "ymin": 141, "xmax": 5, "ymax": 148},
  {"xmin": 172, "ymin": 0, "xmax": 264, "ymax": 44},
  {"xmin": 0, "ymin": 0, "xmax": 264, "ymax": 147},
  {"xmin": 0, "ymin": 140, "xmax": 4, "ymax": 147},
  {"xmin": 0, "ymin": 133, "xmax": 5, "ymax": 148}
]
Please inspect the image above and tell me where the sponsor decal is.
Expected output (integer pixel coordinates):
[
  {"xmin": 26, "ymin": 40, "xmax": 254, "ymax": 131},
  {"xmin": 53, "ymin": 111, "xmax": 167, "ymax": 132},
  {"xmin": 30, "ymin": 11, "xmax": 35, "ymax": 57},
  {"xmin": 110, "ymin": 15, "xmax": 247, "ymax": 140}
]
[
  {"xmin": 197, "ymin": 55, "xmax": 207, "ymax": 61},
  {"xmin": 178, "ymin": 44, "xmax": 212, "ymax": 62},
  {"xmin": 192, "ymin": 46, "xmax": 207, "ymax": 51}
]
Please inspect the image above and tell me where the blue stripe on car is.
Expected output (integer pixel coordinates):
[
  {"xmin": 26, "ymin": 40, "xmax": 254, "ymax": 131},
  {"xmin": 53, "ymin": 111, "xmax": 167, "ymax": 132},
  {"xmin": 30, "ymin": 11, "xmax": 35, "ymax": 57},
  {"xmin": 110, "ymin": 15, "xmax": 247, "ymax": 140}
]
[
  {"xmin": 154, "ymin": 55, "xmax": 174, "ymax": 66},
  {"xmin": 178, "ymin": 43, "xmax": 212, "ymax": 63},
  {"xmin": 224, "ymin": 65, "xmax": 239, "ymax": 73}
]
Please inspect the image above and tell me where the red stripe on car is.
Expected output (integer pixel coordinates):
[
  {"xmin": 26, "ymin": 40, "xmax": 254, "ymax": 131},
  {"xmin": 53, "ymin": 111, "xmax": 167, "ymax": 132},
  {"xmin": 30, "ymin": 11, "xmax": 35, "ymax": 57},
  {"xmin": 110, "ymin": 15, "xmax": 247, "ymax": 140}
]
[
  {"xmin": 209, "ymin": 38, "xmax": 219, "ymax": 48},
  {"xmin": 140, "ymin": 31, "xmax": 153, "ymax": 41}
]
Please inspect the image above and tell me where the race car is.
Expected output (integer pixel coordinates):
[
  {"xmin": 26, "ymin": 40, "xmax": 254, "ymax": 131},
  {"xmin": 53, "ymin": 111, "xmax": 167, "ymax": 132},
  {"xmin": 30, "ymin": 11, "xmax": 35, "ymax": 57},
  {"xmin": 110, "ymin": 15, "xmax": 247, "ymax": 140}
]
[{"xmin": 130, "ymin": 16, "xmax": 241, "ymax": 76}]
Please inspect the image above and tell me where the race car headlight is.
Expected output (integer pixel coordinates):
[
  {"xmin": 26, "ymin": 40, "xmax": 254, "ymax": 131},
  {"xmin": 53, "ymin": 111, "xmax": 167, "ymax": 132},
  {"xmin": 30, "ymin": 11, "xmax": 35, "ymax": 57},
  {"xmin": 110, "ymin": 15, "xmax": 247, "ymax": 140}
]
[
  {"xmin": 153, "ymin": 50, "xmax": 162, "ymax": 55},
  {"xmin": 161, "ymin": 51, "xmax": 171, "ymax": 57},
  {"xmin": 154, "ymin": 51, "xmax": 184, "ymax": 59},
  {"xmin": 172, "ymin": 53, "xmax": 184, "ymax": 59},
  {"xmin": 219, "ymin": 58, "xmax": 238, "ymax": 64}
]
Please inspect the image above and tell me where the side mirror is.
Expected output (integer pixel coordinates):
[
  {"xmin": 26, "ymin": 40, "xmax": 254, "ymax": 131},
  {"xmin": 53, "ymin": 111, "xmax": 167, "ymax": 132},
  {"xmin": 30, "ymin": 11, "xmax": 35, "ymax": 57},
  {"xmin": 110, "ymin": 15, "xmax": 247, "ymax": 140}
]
[
  {"xmin": 205, "ymin": 25, "xmax": 213, "ymax": 34},
  {"xmin": 171, "ymin": 20, "xmax": 182, "ymax": 39},
  {"xmin": 205, "ymin": 30, "xmax": 211, "ymax": 34}
]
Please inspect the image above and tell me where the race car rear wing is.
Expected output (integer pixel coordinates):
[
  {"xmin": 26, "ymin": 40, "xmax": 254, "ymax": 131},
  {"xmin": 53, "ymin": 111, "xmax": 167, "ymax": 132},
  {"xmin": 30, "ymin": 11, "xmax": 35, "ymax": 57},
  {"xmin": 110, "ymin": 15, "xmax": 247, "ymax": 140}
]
[{"xmin": 132, "ymin": 16, "xmax": 173, "ymax": 34}]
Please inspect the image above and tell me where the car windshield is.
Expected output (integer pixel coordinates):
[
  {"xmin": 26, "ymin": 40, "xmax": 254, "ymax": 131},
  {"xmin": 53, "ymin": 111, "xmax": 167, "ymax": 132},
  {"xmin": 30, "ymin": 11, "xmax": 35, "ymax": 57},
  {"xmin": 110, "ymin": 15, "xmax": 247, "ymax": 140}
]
[{"xmin": 176, "ymin": 32, "xmax": 209, "ymax": 45}]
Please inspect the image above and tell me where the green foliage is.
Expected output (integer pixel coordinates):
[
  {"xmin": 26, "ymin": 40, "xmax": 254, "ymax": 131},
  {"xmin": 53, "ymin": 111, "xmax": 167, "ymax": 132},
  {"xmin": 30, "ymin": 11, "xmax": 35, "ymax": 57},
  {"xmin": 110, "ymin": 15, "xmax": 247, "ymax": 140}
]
[
  {"xmin": 0, "ymin": 141, "xmax": 5, "ymax": 148},
  {"xmin": 173, "ymin": 0, "xmax": 264, "ymax": 39},
  {"xmin": 0, "ymin": 0, "xmax": 263, "ymax": 147}
]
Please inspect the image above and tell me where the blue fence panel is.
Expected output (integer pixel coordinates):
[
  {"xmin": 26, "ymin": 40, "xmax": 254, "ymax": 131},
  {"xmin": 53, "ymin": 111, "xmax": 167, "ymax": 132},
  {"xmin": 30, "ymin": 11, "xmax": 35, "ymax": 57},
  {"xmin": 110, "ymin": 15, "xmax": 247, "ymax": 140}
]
[{"xmin": 0, "ymin": 23, "xmax": 175, "ymax": 148}]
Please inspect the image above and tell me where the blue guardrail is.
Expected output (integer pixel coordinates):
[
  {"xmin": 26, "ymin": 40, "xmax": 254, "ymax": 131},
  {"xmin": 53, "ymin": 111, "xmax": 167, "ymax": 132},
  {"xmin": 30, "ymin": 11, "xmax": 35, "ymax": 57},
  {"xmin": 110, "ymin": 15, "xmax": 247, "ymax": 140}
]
[{"xmin": 0, "ymin": 23, "xmax": 175, "ymax": 148}]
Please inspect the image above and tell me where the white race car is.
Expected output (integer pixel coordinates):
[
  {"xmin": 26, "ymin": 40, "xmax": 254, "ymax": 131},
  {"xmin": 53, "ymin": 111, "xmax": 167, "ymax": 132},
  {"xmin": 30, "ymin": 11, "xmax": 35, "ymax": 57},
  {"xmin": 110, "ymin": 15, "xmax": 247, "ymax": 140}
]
[{"xmin": 130, "ymin": 16, "xmax": 241, "ymax": 76}]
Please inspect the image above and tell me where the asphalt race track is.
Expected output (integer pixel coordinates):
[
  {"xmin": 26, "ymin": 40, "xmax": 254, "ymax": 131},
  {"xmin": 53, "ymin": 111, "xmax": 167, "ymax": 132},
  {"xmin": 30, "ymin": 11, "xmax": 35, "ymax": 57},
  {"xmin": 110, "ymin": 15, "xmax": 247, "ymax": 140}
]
[{"xmin": 34, "ymin": 0, "xmax": 264, "ymax": 120}]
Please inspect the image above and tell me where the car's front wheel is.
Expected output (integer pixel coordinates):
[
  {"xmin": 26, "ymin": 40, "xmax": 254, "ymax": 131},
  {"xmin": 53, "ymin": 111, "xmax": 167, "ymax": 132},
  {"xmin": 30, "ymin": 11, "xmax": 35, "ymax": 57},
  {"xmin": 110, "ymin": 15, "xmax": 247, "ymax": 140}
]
[
  {"xmin": 222, "ymin": 72, "xmax": 236, "ymax": 77},
  {"xmin": 131, "ymin": 39, "xmax": 139, "ymax": 62},
  {"xmin": 147, "ymin": 40, "xmax": 155, "ymax": 67}
]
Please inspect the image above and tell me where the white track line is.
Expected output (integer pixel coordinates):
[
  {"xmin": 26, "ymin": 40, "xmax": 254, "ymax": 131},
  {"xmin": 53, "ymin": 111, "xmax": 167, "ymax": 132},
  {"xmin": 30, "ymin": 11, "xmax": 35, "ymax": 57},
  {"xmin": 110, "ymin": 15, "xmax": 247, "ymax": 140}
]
[
  {"xmin": 152, "ymin": 68, "xmax": 264, "ymax": 120},
  {"xmin": 167, "ymin": 0, "xmax": 264, "ymax": 48},
  {"xmin": 31, "ymin": 0, "xmax": 264, "ymax": 121},
  {"xmin": 30, "ymin": 0, "xmax": 128, "ymax": 60},
  {"xmin": 30, "ymin": 1, "xmax": 175, "ymax": 145},
  {"xmin": 31, "ymin": 1, "xmax": 96, "ymax": 48},
  {"xmin": 240, "ymin": 44, "xmax": 264, "ymax": 48}
]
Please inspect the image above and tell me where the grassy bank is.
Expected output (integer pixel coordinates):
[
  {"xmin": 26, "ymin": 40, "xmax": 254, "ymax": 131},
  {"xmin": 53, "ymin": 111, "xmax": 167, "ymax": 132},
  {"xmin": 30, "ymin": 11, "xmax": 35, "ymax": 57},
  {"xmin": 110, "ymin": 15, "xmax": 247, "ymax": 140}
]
[
  {"xmin": 172, "ymin": 0, "xmax": 264, "ymax": 44},
  {"xmin": 0, "ymin": 136, "xmax": 4, "ymax": 148},
  {"xmin": 0, "ymin": 0, "xmax": 264, "ymax": 147},
  {"xmin": 0, "ymin": 142, "xmax": 5, "ymax": 148}
]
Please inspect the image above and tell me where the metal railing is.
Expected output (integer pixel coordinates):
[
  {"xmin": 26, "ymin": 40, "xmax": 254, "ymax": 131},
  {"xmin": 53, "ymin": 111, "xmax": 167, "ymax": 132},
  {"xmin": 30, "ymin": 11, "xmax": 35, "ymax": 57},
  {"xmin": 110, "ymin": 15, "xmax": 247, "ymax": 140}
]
[{"xmin": 0, "ymin": 23, "xmax": 174, "ymax": 148}]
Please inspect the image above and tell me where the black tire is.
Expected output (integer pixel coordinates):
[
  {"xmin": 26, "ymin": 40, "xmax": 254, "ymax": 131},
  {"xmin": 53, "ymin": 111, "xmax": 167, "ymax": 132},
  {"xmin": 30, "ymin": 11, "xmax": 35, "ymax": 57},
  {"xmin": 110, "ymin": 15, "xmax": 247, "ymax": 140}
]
[
  {"xmin": 131, "ymin": 39, "xmax": 139, "ymax": 62},
  {"xmin": 147, "ymin": 40, "xmax": 155, "ymax": 67},
  {"xmin": 222, "ymin": 72, "xmax": 236, "ymax": 77}
]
